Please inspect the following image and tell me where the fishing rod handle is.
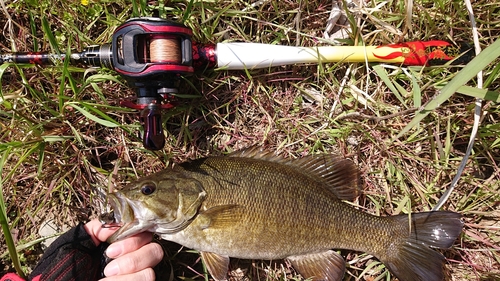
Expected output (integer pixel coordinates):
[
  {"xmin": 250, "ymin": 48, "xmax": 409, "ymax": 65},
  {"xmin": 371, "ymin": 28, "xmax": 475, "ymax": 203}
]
[{"xmin": 213, "ymin": 41, "xmax": 472, "ymax": 70}]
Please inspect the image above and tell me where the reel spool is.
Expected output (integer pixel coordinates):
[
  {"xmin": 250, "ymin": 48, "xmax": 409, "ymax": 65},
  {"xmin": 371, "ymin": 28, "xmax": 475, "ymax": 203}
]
[{"xmin": 111, "ymin": 17, "xmax": 194, "ymax": 150}]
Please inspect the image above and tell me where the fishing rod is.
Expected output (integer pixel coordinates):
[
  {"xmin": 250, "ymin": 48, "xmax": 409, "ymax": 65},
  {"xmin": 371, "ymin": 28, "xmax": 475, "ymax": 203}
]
[{"xmin": 0, "ymin": 17, "xmax": 473, "ymax": 150}]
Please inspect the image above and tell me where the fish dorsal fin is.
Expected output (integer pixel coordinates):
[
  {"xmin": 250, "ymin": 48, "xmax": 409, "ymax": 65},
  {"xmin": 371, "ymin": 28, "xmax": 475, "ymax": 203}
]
[
  {"xmin": 228, "ymin": 146, "xmax": 282, "ymax": 162},
  {"xmin": 287, "ymin": 250, "xmax": 346, "ymax": 281},
  {"xmin": 200, "ymin": 251, "xmax": 230, "ymax": 281},
  {"xmin": 229, "ymin": 147, "xmax": 360, "ymax": 201},
  {"xmin": 289, "ymin": 154, "xmax": 360, "ymax": 201}
]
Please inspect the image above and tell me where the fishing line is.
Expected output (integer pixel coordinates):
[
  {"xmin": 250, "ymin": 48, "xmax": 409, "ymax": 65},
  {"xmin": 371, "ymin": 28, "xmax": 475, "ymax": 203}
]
[
  {"xmin": 149, "ymin": 35, "xmax": 182, "ymax": 63},
  {"xmin": 433, "ymin": 0, "xmax": 482, "ymax": 211}
]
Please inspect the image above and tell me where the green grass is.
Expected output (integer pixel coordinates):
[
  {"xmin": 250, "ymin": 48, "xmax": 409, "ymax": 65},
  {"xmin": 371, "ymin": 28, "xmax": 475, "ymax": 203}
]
[{"xmin": 1, "ymin": 0, "xmax": 500, "ymax": 280}]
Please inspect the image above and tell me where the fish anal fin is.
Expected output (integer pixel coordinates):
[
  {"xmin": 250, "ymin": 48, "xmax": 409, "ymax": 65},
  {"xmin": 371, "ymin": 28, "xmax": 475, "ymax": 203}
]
[
  {"xmin": 287, "ymin": 250, "xmax": 345, "ymax": 281},
  {"xmin": 229, "ymin": 147, "xmax": 360, "ymax": 201},
  {"xmin": 198, "ymin": 204, "xmax": 242, "ymax": 230},
  {"xmin": 200, "ymin": 251, "xmax": 230, "ymax": 281}
]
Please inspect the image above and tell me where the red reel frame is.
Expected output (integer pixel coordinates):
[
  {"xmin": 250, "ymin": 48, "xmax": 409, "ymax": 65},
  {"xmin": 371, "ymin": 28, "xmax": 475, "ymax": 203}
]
[{"xmin": 111, "ymin": 17, "xmax": 194, "ymax": 150}]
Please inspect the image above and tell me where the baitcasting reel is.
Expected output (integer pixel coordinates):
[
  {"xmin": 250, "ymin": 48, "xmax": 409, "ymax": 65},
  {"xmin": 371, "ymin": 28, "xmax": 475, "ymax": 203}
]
[
  {"xmin": 79, "ymin": 17, "xmax": 195, "ymax": 150},
  {"xmin": 0, "ymin": 16, "xmax": 216, "ymax": 150}
]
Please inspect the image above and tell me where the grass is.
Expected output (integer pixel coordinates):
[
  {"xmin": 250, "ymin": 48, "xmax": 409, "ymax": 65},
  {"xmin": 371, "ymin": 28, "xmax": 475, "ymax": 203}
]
[{"xmin": 1, "ymin": 0, "xmax": 499, "ymax": 280}]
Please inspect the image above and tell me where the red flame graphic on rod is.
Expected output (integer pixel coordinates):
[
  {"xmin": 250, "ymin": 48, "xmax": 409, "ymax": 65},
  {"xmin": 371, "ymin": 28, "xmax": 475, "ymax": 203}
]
[{"xmin": 374, "ymin": 40, "xmax": 456, "ymax": 66}]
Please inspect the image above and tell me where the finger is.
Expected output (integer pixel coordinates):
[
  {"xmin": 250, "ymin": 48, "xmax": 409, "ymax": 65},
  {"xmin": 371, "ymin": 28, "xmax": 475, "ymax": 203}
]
[
  {"xmin": 103, "ymin": 242, "xmax": 164, "ymax": 276},
  {"xmin": 83, "ymin": 219, "xmax": 121, "ymax": 246},
  {"xmin": 99, "ymin": 268, "xmax": 155, "ymax": 281},
  {"xmin": 106, "ymin": 232, "xmax": 154, "ymax": 258}
]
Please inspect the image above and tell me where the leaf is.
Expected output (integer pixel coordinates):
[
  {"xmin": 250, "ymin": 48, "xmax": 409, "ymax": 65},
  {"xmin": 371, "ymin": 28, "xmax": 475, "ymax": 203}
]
[
  {"xmin": 455, "ymin": 85, "xmax": 500, "ymax": 102},
  {"xmin": 407, "ymin": 68, "xmax": 422, "ymax": 108},
  {"xmin": 396, "ymin": 38, "xmax": 500, "ymax": 139},
  {"xmin": 0, "ymin": 148, "xmax": 27, "ymax": 279},
  {"xmin": 183, "ymin": 0, "xmax": 196, "ymax": 23},
  {"xmin": 41, "ymin": 16, "xmax": 61, "ymax": 54},
  {"xmin": 372, "ymin": 65, "xmax": 407, "ymax": 107},
  {"xmin": 0, "ymin": 63, "xmax": 12, "ymax": 96},
  {"xmin": 68, "ymin": 104, "xmax": 120, "ymax": 128},
  {"xmin": 41, "ymin": 136, "xmax": 75, "ymax": 142}
]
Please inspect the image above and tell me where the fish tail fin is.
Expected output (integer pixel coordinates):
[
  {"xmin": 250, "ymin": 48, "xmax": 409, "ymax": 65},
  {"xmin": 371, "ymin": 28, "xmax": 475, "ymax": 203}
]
[{"xmin": 383, "ymin": 211, "xmax": 463, "ymax": 281}]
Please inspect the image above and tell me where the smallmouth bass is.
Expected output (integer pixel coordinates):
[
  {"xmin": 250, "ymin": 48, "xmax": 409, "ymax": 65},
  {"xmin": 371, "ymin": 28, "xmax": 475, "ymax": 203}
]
[{"xmin": 104, "ymin": 148, "xmax": 463, "ymax": 281}]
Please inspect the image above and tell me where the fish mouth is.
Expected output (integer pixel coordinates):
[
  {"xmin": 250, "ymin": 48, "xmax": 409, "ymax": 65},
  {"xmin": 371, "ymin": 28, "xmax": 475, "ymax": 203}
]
[
  {"xmin": 104, "ymin": 193, "xmax": 129, "ymax": 225},
  {"xmin": 102, "ymin": 192, "xmax": 155, "ymax": 243}
]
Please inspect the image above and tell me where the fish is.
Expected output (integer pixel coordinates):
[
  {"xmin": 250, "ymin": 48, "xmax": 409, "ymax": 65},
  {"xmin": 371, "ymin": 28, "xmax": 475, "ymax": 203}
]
[{"xmin": 104, "ymin": 147, "xmax": 463, "ymax": 281}]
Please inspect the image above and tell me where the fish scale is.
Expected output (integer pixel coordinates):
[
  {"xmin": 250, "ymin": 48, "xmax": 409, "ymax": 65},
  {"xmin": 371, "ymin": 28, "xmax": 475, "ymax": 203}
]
[{"xmin": 106, "ymin": 148, "xmax": 463, "ymax": 281}]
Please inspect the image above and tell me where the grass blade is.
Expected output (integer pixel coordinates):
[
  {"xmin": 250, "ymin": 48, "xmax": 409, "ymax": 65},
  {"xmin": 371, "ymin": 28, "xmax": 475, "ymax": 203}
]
[
  {"xmin": 41, "ymin": 16, "xmax": 61, "ymax": 54},
  {"xmin": 455, "ymin": 85, "xmax": 500, "ymax": 102},
  {"xmin": 0, "ymin": 149, "xmax": 26, "ymax": 279},
  {"xmin": 67, "ymin": 103, "xmax": 120, "ymax": 128},
  {"xmin": 396, "ymin": 38, "xmax": 500, "ymax": 139},
  {"xmin": 372, "ymin": 65, "xmax": 407, "ymax": 107}
]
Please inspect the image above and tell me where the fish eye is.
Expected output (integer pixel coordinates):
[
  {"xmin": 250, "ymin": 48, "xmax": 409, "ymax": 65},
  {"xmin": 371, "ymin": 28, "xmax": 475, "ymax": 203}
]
[{"xmin": 141, "ymin": 184, "xmax": 156, "ymax": 195}]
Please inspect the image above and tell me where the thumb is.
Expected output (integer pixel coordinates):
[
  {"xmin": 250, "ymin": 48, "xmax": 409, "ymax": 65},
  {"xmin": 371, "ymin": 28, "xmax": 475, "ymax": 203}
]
[{"xmin": 83, "ymin": 218, "xmax": 120, "ymax": 246}]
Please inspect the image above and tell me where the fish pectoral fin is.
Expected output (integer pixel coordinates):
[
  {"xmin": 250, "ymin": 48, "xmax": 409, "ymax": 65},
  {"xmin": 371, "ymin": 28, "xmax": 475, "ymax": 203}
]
[
  {"xmin": 200, "ymin": 251, "xmax": 229, "ymax": 281},
  {"xmin": 286, "ymin": 250, "xmax": 345, "ymax": 281},
  {"xmin": 198, "ymin": 204, "xmax": 242, "ymax": 230}
]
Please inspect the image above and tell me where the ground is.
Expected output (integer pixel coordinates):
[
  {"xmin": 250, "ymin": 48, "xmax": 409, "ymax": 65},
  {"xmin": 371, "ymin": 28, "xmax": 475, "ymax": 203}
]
[{"xmin": 0, "ymin": 0, "xmax": 499, "ymax": 280}]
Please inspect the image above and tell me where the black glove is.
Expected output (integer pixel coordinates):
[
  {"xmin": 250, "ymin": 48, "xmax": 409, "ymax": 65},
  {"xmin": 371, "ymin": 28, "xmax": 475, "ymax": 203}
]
[{"xmin": 29, "ymin": 223, "xmax": 109, "ymax": 281}]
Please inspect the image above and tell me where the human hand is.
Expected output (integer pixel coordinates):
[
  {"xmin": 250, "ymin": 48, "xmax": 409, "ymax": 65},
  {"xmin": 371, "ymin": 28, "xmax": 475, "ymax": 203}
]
[{"xmin": 83, "ymin": 219, "xmax": 164, "ymax": 281}]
